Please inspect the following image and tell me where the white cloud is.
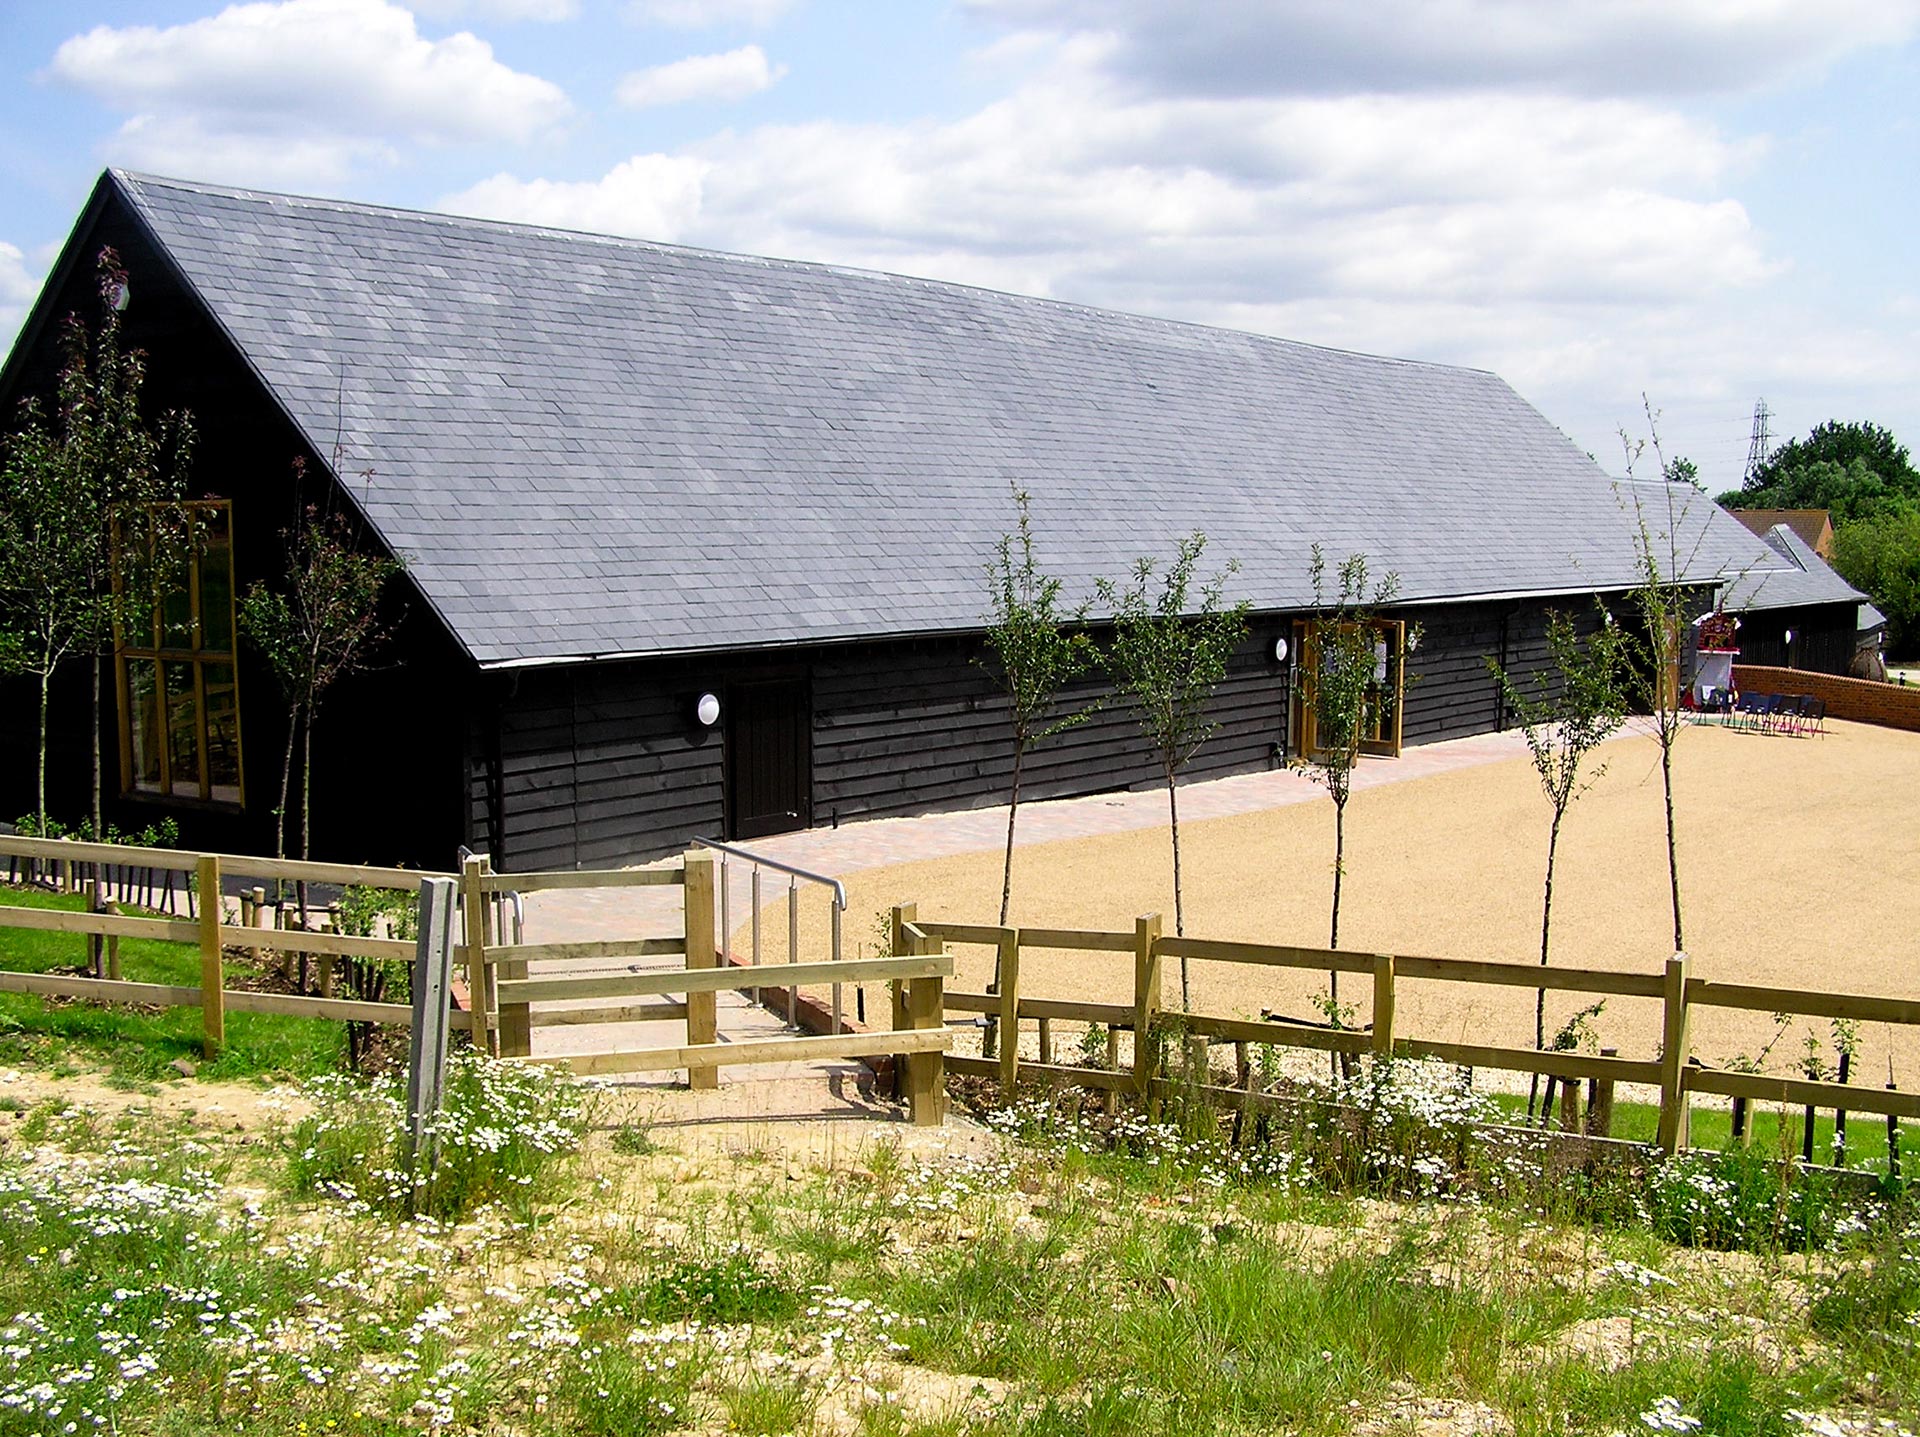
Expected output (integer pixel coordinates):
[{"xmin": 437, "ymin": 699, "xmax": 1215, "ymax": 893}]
[
  {"xmin": 442, "ymin": 154, "xmax": 709, "ymax": 239},
  {"xmin": 426, "ymin": 30, "xmax": 1834, "ymax": 488},
  {"xmin": 627, "ymin": 0, "xmax": 793, "ymax": 27},
  {"xmin": 411, "ymin": 0, "xmax": 579, "ymax": 20},
  {"xmin": 963, "ymin": 0, "xmax": 1920, "ymax": 98},
  {"xmin": 49, "ymin": 0, "xmax": 571, "ymax": 185},
  {"xmin": 0, "ymin": 241, "xmax": 42, "ymax": 352},
  {"xmin": 616, "ymin": 45, "xmax": 785, "ymax": 107}
]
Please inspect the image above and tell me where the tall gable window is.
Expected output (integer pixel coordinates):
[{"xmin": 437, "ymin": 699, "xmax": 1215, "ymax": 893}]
[{"xmin": 115, "ymin": 501, "xmax": 242, "ymax": 804}]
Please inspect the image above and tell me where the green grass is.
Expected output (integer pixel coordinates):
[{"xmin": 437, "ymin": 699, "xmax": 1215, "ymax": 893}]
[
  {"xmin": 0, "ymin": 884, "xmax": 345, "ymax": 1080},
  {"xmin": 1480, "ymin": 1088, "xmax": 1919, "ymax": 1173}
]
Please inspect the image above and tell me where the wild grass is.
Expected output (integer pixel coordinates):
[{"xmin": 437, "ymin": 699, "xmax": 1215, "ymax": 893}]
[{"xmin": 0, "ymin": 1049, "xmax": 1911, "ymax": 1437}]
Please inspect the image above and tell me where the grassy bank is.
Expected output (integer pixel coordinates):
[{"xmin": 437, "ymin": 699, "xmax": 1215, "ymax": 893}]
[
  {"xmin": 0, "ymin": 1052, "xmax": 1913, "ymax": 1437},
  {"xmin": 0, "ymin": 885, "xmax": 346, "ymax": 1081}
]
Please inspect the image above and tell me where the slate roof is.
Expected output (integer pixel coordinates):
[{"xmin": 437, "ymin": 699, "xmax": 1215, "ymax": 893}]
[
  {"xmin": 1718, "ymin": 521, "xmax": 1865, "ymax": 614},
  {"xmin": 99, "ymin": 171, "xmax": 1772, "ymax": 668}
]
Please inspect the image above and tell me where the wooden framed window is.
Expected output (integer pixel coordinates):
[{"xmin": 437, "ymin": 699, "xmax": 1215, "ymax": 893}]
[
  {"xmin": 1290, "ymin": 616, "xmax": 1407, "ymax": 760},
  {"xmin": 114, "ymin": 501, "xmax": 244, "ymax": 806}
]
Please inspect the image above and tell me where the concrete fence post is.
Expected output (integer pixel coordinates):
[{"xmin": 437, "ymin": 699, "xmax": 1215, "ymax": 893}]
[{"xmin": 405, "ymin": 877, "xmax": 459, "ymax": 1180}]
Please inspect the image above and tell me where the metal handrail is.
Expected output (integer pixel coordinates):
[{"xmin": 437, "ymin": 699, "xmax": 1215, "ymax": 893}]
[
  {"xmin": 693, "ymin": 835, "xmax": 848, "ymax": 1034},
  {"xmin": 690, "ymin": 837, "xmax": 846, "ymax": 909},
  {"xmin": 457, "ymin": 847, "xmax": 523, "ymax": 944}
]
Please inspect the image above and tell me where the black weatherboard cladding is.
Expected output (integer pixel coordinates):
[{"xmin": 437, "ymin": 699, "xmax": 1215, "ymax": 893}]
[{"xmin": 470, "ymin": 600, "xmax": 1569, "ymax": 872}]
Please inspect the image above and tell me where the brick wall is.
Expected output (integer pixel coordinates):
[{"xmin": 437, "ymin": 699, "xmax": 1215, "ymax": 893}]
[{"xmin": 1732, "ymin": 664, "xmax": 1920, "ymax": 733}]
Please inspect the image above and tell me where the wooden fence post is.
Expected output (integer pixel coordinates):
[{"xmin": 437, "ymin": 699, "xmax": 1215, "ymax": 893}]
[
  {"xmin": 492, "ymin": 856, "xmax": 533, "ymax": 1059},
  {"xmin": 1371, "ymin": 953, "xmax": 1396, "ymax": 1060},
  {"xmin": 248, "ymin": 885, "xmax": 267, "ymax": 975},
  {"xmin": 405, "ymin": 876, "xmax": 459, "ymax": 1182},
  {"xmin": 1133, "ymin": 914, "xmax": 1163, "ymax": 1098},
  {"xmin": 1656, "ymin": 953, "xmax": 1692, "ymax": 1154},
  {"xmin": 904, "ymin": 969, "xmax": 946, "ymax": 1127},
  {"xmin": 997, "ymin": 928, "xmax": 1020, "ymax": 1097},
  {"xmin": 1589, "ymin": 1047, "xmax": 1617, "ymax": 1138},
  {"xmin": 889, "ymin": 902, "xmax": 916, "ymax": 1082},
  {"xmin": 197, "ymin": 854, "xmax": 225, "ymax": 1058},
  {"xmin": 684, "ymin": 849, "xmax": 718, "ymax": 1090},
  {"xmin": 460, "ymin": 855, "xmax": 494, "ymax": 1057}
]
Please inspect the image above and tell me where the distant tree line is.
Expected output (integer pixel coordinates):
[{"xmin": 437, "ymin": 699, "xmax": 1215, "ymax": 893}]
[{"xmin": 1717, "ymin": 420, "xmax": 1920, "ymax": 656}]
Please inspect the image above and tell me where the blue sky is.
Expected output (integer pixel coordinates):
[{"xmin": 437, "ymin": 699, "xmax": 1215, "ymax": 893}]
[{"xmin": 2, "ymin": 0, "xmax": 1916, "ymax": 494}]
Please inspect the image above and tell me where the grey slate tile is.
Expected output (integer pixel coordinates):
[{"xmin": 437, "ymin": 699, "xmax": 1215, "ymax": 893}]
[{"xmin": 106, "ymin": 169, "xmax": 1811, "ymax": 668}]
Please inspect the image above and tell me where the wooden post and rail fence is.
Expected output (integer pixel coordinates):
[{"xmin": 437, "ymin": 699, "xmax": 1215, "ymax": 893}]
[
  {"xmin": 0, "ymin": 835, "xmax": 951, "ymax": 1129},
  {"xmin": 907, "ymin": 912, "xmax": 1920, "ymax": 1156},
  {"xmin": 9, "ymin": 825, "xmax": 1905, "ymax": 1158}
]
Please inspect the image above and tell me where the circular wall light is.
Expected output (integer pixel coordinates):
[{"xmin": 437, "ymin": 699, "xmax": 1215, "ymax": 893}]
[
  {"xmin": 695, "ymin": 692, "xmax": 721, "ymax": 727},
  {"xmin": 1273, "ymin": 637, "xmax": 1289, "ymax": 663}
]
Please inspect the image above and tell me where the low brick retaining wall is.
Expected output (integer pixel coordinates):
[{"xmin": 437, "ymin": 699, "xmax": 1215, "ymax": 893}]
[{"xmin": 1732, "ymin": 664, "xmax": 1920, "ymax": 732}]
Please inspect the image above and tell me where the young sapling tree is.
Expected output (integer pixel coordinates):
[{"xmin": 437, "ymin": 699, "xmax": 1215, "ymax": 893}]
[
  {"xmin": 239, "ymin": 466, "xmax": 403, "ymax": 923},
  {"xmin": 1619, "ymin": 397, "xmax": 1712, "ymax": 954},
  {"xmin": 1298, "ymin": 547, "xmax": 1401, "ymax": 1001},
  {"xmin": 0, "ymin": 248, "xmax": 194, "ymax": 837},
  {"xmin": 1488, "ymin": 606, "xmax": 1630, "ymax": 1118},
  {"xmin": 981, "ymin": 487, "xmax": 1097, "ymax": 927},
  {"xmin": 1098, "ymin": 532, "xmax": 1249, "ymax": 1008}
]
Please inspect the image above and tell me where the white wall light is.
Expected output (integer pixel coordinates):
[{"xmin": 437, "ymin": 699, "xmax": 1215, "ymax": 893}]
[{"xmin": 695, "ymin": 692, "xmax": 721, "ymax": 727}]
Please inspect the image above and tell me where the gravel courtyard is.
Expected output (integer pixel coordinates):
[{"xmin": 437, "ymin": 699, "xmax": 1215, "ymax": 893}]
[{"xmin": 793, "ymin": 719, "xmax": 1920, "ymax": 1087}]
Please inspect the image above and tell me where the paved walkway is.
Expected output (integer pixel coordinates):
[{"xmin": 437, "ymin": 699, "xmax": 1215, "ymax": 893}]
[
  {"xmin": 515, "ymin": 728, "xmax": 1548, "ymax": 1091},
  {"xmin": 730, "ymin": 727, "xmax": 1542, "ymax": 876}
]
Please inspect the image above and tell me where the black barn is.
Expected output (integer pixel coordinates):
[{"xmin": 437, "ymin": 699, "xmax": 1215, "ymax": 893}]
[{"xmin": 0, "ymin": 172, "xmax": 1793, "ymax": 872}]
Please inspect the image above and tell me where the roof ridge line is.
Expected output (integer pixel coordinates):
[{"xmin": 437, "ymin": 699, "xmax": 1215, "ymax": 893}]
[{"xmin": 107, "ymin": 167, "xmax": 1493, "ymax": 380}]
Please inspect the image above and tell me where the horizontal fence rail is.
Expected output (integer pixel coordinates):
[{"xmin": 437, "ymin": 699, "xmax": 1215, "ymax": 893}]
[
  {"xmin": 907, "ymin": 912, "xmax": 1920, "ymax": 1154},
  {"xmin": 0, "ymin": 836, "xmax": 475, "ymax": 1057}
]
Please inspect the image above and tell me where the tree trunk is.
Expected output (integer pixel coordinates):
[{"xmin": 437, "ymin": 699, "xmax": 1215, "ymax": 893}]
[
  {"xmin": 296, "ymin": 707, "xmax": 314, "ymax": 930},
  {"xmin": 1330, "ymin": 797, "xmax": 1345, "ymax": 953},
  {"xmin": 1660, "ymin": 733, "xmax": 1683, "ymax": 952},
  {"xmin": 300, "ymin": 708, "xmax": 314, "ymax": 863},
  {"xmin": 89, "ymin": 653, "xmax": 102, "ymax": 839},
  {"xmin": 88, "ymin": 655, "xmax": 106, "ymax": 969},
  {"xmin": 1529, "ymin": 807, "xmax": 1564, "ymax": 1119},
  {"xmin": 998, "ymin": 742, "xmax": 1024, "ymax": 928},
  {"xmin": 985, "ymin": 739, "xmax": 1025, "ymax": 1059},
  {"xmin": 1167, "ymin": 763, "xmax": 1188, "ymax": 1008},
  {"xmin": 1330, "ymin": 794, "xmax": 1350, "ymax": 1079},
  {"xmin": 36, "ymin": 665, "xmax": 51, "ymax": 835},
  {"xmin": 275, "ymin": 708, "xmax": 298, "ymax": 863}
]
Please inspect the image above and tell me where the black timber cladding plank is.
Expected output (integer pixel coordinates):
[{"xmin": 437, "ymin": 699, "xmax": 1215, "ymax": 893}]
[
  {"xmin": 475, "ymin": 595, "xmax": 1626, "ymax": 870},
  {"xmin": 475, "ymin": 658, "xmax": 726, "ymax": 871},
  {"xmin": 812, "ymin": 627, "xmax": 1292, "ymax": 825}
]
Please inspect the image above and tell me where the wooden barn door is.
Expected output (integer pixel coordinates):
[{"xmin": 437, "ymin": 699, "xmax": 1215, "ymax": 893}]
[{"xmin": 725, "ymin": 678, "xmax": 812, "ymax": 839}]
